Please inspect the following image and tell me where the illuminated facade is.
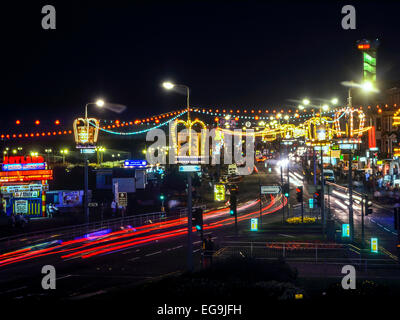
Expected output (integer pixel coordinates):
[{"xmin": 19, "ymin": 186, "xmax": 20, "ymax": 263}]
[{"xmin": 0, "ymin": 156, "xmax": 53, "ymax": 217}]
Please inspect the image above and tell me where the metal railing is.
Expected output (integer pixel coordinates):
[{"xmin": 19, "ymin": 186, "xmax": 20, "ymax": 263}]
[
  {"xmin": 215, "ymin": 241, "xmax": 398, "ymax": 268},
  {"xmin": 0, "ymin": 211, "xmax": 170, "ymax": 252}
]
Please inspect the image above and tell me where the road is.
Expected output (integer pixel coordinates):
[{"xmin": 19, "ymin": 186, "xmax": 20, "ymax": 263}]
[{"xmin": 0, "ymin": 165, "xmax": 286, "ymax": 300}]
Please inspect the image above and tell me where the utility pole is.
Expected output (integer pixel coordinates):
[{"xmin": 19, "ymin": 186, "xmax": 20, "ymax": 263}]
[
  {"xmin": 281, "ymin": 163, "xmax": 284, "ymax": 222},
  {"xmin": 84, "ymin": 153, "xmax": 89, "ymax": 223},
  {"xmin": 320, "ymin": 145, "xmax": 325, "ymax": 234},
  {"xmin": 187, "ymin": 172, "xmax": 193, "ymax": 272},
  {"xmin": 348, "ymin": 88, "xmax": 354, "ymax": 242}
]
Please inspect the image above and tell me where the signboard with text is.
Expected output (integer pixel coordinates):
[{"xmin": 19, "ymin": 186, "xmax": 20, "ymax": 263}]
[
  {"xmin": 14, "ymin": 200, "xmax": 28, "ymax": 214},
  {"xmin": 118, "ymin": 192, "xmax": 128, "ymax": 207},
  {"xmin": 214, "ymin": 184, "xmax": 225, "ymax": 202},
  {"xmin": 260, "ymin": 185, "xmax": 281, "ymax": 194}
]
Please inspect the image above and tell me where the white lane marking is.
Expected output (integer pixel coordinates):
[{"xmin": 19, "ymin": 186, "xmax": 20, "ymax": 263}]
[
  {"xmin": 193, "ymin": 249, "xmax": 200, "ymax": 253},
  {"xmin": 0, "ymin": 286, "xmax": 27, "ymax": 294},
  {"xmin": 170, "ymin": 245, "xmax": 183, "ymax": 250},
  {"xmin": 193, "ymin": 241, "xmax": 201, "ymax": 244},
  {"xmin": 145, "ymin": 250, "xmax": 162, "ymax": 257},
  {"xmin": 128, "ymin": 257, "xmax": 140, "ymax": 261},
  {"xmin": 279, "ymin": 234, "xmax": 295, "ymax": 238},
  {"xmin": 56, "ymin": 274, "xmax": 72, "ymax": 280}
]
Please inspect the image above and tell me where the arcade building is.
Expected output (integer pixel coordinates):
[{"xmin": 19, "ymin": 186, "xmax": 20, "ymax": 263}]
[{"xmin": 0, "ymin": 155, "xmax": 53, "ymax": 217}]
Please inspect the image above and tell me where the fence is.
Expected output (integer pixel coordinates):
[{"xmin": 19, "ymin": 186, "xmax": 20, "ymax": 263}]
[{"xmin": 214, "ymin": 241, "xmax": 398, "ymax": 268}]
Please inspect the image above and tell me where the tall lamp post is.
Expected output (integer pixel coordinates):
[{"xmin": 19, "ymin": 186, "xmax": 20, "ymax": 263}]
[
  {"xmin": 83, "ymin": 99, "xmax": 104, "ymax": 223},
  {"xmin": 162, "ymin": 81, "xmax": 194, "ymax": 272},
  {"xmin": 342, "ymin": 80, "xmax": 376, "ymax": 241}
]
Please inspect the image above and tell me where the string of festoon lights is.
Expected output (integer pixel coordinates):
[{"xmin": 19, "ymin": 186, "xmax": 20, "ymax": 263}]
[
  {"xmin": 89, "ymin": 111, "xmax": 187, "ymax": 135},
  {"xmin": 190, "ymin": 107, "xmax": 339, "ymax": 121}
]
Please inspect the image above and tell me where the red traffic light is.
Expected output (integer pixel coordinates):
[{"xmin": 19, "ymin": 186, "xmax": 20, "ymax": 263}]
[{"xmin": 296, "ymin": 187, "xmax": 302, "ymax": 193}]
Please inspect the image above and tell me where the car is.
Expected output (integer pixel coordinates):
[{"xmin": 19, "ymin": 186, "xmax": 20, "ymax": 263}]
[{"xmin": 323, "ymin": 169, "xmax": 335, "ymax": 182}]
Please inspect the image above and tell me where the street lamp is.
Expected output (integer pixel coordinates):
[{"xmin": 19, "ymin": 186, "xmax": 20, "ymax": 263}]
[
  {"xmin": 162, "ymin": 80, "xmax": 194, "ymax": 272},
  {"xmin": 303, "ymin": 98, "xmax": 310, "ymax": 106},
  {"xmin": 85, "ymin": 99, "xmax": 105, "ymax": 119},
  {"xmin": 162, "ymin": 81, "xmax": 190, "ymax": 121},
  {"xmin": 60, "ymin": 149, "xmax": 69, "ymax": 165},
  {"xmin": 342, "ymin": 80, "xmax": 376, "ymax": 242},
  {"xmin": 331, "ymin": 98, "xmax": 338, "ymax": 105}
]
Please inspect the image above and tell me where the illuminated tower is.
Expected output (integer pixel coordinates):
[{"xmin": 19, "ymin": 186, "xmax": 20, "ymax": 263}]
[{"xmin": 356, "ymin": 38, "xmax": 379, "ymax": 85}]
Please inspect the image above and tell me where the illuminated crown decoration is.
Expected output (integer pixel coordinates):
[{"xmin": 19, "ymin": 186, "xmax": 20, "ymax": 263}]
[
  {"xmin": 393, "ymin": 108, "xmax": 400, "ymax": 127},
  {"xmin": 334, "ymin": 108, "xmax": 369, "ymax": 143},
  {"xmin": 304, "ymin": 116, "xmax": 334, "ymax": 146},
  {"xmin": 73, "ymin": 118, "xmax": 100, "ymax": 148}
]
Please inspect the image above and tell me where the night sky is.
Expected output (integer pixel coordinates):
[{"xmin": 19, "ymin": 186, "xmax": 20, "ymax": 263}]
[{"xmin": 1, "ymin": 1, "xmax": 400, "ymax": 130}]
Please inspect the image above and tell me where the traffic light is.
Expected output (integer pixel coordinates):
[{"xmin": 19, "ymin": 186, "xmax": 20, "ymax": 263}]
[
  {"xmin": 314, "ymin": 192, "xmax": 321, "ymax": 207},
  {"xmin": 230, "ymin": 194, "xmax": 237, "ymax": 216},
  {"xmin": 193, "ymin": 208, "xmax": 203, "ymax": 231},
  {"xmin": 296, "ymin": 186, "xmax": 303, "ymax": 203},
  {"xmin": 365, "ymin": 199, "xmax": 373, "ymax": 216},
  {"xmin": 282, "ymin": 183, "xmax": 289, "ymax": 197},
  {"xmin": 159, "ymin": 194, "xmax": 165, "ymax": 201}
]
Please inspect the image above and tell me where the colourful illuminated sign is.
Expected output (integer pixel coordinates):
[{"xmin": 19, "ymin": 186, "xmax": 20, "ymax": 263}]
[
  {"xmin": 1, "ymin": 184, "xmax": 47, "ymax": 193},
  {"xmin": 2, "ymin": 163, "xmax": 46, "ymax": 171},
  {"xmin": 73, "ymin": 118, "xmax": 100, "ymax": 148},
  {"xmin": 342, "ymin": 224, "xmax": 350, "ymax": 237},
  {"xmin": 3, "ymin": 156, "xmax": 45, "ymax": 164},
  {"xmin": 214, "ymin": 184, "xmax": 225, "ymax": 201},
  {"xmin": 124, "ymin": 160, "xmax": 147, "ymax": 168},
  {"xmin": 251, "ymin": 218, "xmax": 258, "ymax": 231},
  {"xmin": 0, "ymin": 169, "xmax": 53, "ymax": 182},
  {"xmin": 371, "ymin": 238, "xmax": 378, "ymax": 253},
  {"xmin": 309, "ymin": 198, "xmax": 314, "ymax": 209}
]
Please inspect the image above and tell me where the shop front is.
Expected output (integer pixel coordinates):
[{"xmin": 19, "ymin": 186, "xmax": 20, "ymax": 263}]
[{"xmin": 0, "ymin": 156, "xmax": 53, "ymax": 217}]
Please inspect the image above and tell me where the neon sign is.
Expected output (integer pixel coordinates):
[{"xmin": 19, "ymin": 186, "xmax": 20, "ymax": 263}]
[
  {"xmin": 124, "ymin": 160, "xmax": 147, "ymax": 168},
  {"xmin": 3, "ymin": 156, "xmax": 45, "ymax": 164},
  {"xmin": 2, "ymin": 163, "xmax": 46, "ymax": 171},
  {"xmin": 0, "ymin": 169, "xmax": 53, "ymax": 182}
]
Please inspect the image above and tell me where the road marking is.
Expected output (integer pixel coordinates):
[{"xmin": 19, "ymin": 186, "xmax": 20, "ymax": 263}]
[
  {"xmin": 170, "ymin": 245, "xmax": 183, "ymax": 250},
  {"xmin": 145, "ymin": 250, "xmax": 162, "ymax": 257},
  {"xmin": 0, "ymin": 286, "xmax": 27, "ymax": 294},
  {"xmin": 56, "ymin": 274, "xmax": 72, "ymax": 280},
  {"xmin": 193, "ymin": 241, "xmax": 201, "ymax": 244},
  {"xmin": 193, "ymin": 249, "xmax": 200, "ymax": 253},
  {"xmin": 279, "ymin": 234, "xmax": 295, "ymax": 238}
]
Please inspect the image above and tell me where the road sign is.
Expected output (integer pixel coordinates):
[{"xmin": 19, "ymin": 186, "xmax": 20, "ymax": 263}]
[
  {"xmin": 342, "ymin": 224, "xmax": 350, "ymax": 238},
  {"xmin": 117, "ymin": 192, "xmax": 128, "ymax": 207},
  {"xmin": 80, "ymin": 148, "xmax": 96, "ymax": 154},
  {"xmin": 371, "ymin": 238, "xmax": 378, "ymax": 253},
  {"xmin": 214, "ymin": 184, "xmax": 225, "ymax": 201},
  {"xmin": 88, "ymin": 202, "xmax": 98, "ymax": 207},
  {"xmin": 179, "ymin": 165, "xmax": 201, "ymax": 172},
  {"xmin": 124, "ymin": 160, "xmax": 147, "ymax": 168},
  {"xmin": 251, "ymin": 218, "xmax": 258, "ymax": 231},
  {"xmin": 260, "ymin": 185, "xmax": 281, "ymax": 194},
  {"xmin": 228, "ymin": 164, "xmax": 237, "ymax": 175}
]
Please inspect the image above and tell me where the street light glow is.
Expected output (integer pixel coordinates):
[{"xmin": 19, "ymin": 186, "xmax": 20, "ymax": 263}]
[
  {"xmin": 162, "ymin": 82, "xmax": 175, "ymax": 90},
  {"xmin": 322, "ymin": 104, "xmax": 329, "ymax": 111},
  {"xmin": 331, "ymin": 98, "xmax": 338, "ymax": 105},
  {"xmin": 298, "ymin": 105, "xmax": 304, "ymax": 110},
  {"xmin": 303, "ymin": 99, "xmax": 310, "ymax": 105},
  {"xmin": 96, "ymin": 99, "xmax": 105, "ymax": 107},
  {"xmin": 361, "ymin": 81, "xmax": 374, "ymax": 92}
]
